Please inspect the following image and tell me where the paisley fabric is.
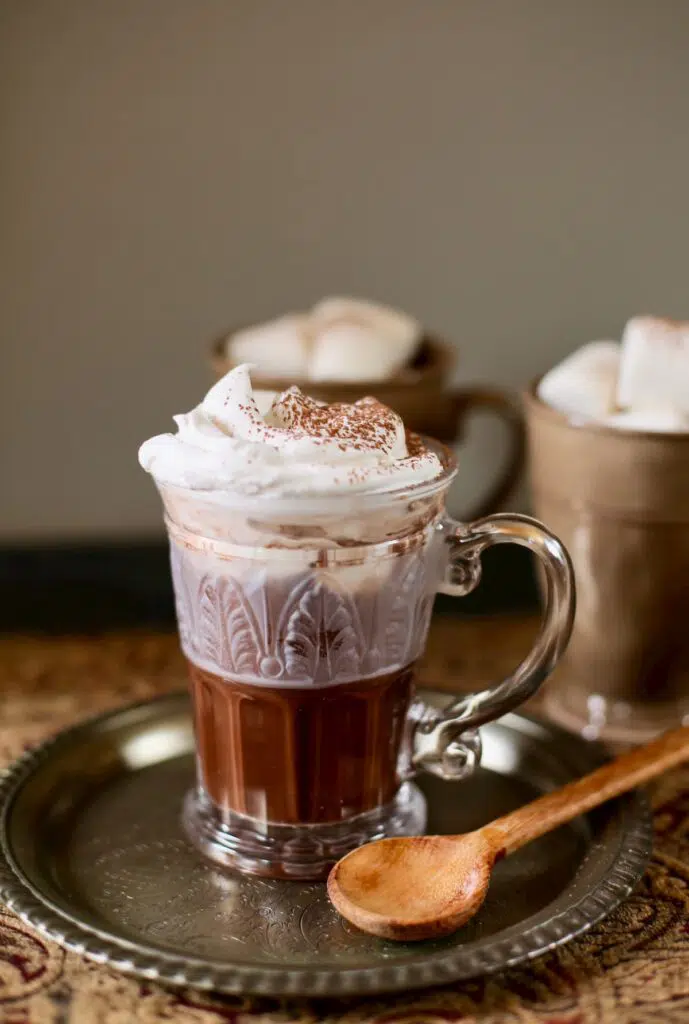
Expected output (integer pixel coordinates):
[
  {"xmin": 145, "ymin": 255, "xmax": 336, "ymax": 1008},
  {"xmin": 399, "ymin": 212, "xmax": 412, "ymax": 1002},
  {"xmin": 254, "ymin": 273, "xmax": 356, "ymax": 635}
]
[{"xmin": 0, "ymin": 625, "xmax": 687, "ymax": 1024}]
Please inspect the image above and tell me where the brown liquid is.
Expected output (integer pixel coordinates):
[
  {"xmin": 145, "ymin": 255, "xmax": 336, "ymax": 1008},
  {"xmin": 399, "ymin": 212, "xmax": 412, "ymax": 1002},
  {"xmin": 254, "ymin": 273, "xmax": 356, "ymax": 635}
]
[{"xmin": 188, "ymin": 661, "xmax": 415, "ymax": 825}]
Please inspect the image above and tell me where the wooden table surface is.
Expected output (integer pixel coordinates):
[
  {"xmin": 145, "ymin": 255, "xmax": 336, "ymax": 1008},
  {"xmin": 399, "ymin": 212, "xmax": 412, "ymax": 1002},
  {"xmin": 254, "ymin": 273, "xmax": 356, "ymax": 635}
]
[{"xmin": 0, "ymin": 615, "xmax": 687, "ymax": 1024}]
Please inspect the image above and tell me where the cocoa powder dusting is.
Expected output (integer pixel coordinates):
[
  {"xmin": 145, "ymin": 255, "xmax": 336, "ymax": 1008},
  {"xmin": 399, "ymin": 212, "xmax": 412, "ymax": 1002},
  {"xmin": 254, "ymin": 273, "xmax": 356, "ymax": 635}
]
[{"xmin": 273, "ymin": 389, "xmax": 405, "ymax": 453}]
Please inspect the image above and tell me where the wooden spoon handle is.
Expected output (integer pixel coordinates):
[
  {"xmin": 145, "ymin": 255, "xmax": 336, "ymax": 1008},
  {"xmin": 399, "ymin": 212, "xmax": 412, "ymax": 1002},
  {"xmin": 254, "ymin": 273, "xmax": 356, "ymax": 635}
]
[{"xmin": 484, "ymin": 724, "xmax": 689, "ymax": 857}]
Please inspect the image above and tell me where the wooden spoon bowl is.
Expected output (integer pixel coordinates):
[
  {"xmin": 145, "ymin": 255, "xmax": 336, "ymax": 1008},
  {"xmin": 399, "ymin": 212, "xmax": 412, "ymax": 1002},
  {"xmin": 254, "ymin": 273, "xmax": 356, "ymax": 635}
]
[
  {"xmin": 328, "ymin": 833, "xmax": 494, "ymax": 942},
  {"xmin": 328, "ymin": 724, "xmax": 689, "ymax": 941}
]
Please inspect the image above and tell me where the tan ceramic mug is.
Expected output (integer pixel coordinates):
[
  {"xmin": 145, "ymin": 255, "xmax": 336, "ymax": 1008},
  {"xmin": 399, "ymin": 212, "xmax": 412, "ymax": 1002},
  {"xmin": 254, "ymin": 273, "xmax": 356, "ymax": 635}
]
[
  {"xmin": 211, "ymin": 334, "xmax": 524, "ymax": 519},
  {"xmin": 525, "ymin": 382, "xmax": 689, "ymax": 743}
]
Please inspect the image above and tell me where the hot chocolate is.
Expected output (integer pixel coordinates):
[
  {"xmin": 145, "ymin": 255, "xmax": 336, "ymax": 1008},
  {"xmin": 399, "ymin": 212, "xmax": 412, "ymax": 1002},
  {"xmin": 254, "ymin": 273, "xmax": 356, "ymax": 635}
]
[
  {"xmin": 139, "ymin": 363, "xmax": 445, "ymax": 876},
  {"xmin": 189, "ymin": 661, "xmax": 415, "ymax": 824}
]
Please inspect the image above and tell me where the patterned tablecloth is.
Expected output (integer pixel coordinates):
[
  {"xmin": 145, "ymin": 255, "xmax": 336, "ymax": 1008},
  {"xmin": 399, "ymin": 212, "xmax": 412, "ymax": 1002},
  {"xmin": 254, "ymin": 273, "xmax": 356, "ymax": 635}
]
[{"xmin": 0, "ymin": 619, "xmax": 687, "ymax": 1024}]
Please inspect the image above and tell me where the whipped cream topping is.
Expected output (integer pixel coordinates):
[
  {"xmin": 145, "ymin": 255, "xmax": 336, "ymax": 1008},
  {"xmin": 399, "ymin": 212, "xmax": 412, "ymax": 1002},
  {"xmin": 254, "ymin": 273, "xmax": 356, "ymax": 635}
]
[{"xmin": 139, "ymin": 365, "xmax": 442, "ymax": 498}]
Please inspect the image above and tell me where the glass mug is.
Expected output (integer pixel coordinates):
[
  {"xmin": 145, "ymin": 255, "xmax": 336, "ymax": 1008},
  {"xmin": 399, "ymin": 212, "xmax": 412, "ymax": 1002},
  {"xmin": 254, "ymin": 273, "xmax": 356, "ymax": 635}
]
[{"xmin": 157, "ymin": 442, "xmax": 574, "ymax": 879}]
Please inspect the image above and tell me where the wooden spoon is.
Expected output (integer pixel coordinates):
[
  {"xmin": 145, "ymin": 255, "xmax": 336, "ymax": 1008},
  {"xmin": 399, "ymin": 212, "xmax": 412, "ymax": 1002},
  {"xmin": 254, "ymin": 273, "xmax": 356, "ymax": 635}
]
[{"xmin": 327, "ymin": 724, "xmax": 689, "ymax": 941}]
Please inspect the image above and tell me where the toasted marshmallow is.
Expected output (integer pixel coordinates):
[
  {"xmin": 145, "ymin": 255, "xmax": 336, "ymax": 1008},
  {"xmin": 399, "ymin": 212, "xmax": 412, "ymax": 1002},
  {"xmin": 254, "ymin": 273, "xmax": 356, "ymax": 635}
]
[
  {"xmin": 538, "ymin": 341, "xmax": 620, "ymax": 421},
  {"xmin": 602, "ymin": 408, "xmax": 689, "ymax": 433},
  {"xmin": 617, "ymin": 316, "xmax": 689, "ymax": 415},
  {"xmin": 225, "ymin": 314, "xmax": 311, "ymax": 379}
]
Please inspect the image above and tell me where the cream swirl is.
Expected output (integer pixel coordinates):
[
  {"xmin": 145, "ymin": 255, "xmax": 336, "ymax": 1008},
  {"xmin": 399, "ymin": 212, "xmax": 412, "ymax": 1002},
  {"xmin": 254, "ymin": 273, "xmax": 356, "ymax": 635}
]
[{"xmin": 138, "ymin": 365, "xmax": 442, "ymax": 497}]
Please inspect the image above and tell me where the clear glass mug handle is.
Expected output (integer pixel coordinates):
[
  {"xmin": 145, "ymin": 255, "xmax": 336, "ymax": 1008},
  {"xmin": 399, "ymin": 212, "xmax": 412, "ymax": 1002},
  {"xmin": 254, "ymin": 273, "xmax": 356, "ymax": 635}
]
[{"xmin": 410, "ymin": 513, "xmax": 575, "ymax": 781}]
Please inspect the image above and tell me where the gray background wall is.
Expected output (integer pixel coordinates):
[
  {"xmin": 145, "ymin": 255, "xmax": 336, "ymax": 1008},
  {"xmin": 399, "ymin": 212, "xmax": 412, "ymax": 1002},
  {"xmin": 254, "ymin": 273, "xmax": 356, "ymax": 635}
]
[{"xmin": 3, "ymin": 0, "xmax": 689, "ymax": 541}]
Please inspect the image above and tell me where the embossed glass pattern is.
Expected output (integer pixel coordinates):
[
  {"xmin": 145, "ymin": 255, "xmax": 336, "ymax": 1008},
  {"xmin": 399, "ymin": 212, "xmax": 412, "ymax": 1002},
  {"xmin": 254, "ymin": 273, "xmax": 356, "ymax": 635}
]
[{"xmin": 169, "ymin": 533, "xmax": 439, "ymax": 686}]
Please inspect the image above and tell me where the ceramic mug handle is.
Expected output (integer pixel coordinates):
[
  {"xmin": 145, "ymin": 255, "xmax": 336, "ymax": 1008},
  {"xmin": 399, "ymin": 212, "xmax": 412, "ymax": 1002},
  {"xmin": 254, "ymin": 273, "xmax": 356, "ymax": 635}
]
[
  {"xmin": 452, "ymin": 387, "xmax": 526, "ymax": 518},
  {"xmin": 411, "ymin": 514, "xmax": 575, "ymax": 781}
]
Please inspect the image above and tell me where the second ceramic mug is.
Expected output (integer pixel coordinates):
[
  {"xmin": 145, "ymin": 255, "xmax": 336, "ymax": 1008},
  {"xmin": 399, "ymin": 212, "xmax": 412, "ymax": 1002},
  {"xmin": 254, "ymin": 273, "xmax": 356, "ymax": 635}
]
[
  {"xmin": 525, "ymin": 382, "xmax": 689, "ymax": 743},
  {"xmin": 155, "ymin": 440, "xmax": 575, "ymax": 879},
  {"xmin": 211, "ymin": 334, "xmax": 525, "ymax": 519}
]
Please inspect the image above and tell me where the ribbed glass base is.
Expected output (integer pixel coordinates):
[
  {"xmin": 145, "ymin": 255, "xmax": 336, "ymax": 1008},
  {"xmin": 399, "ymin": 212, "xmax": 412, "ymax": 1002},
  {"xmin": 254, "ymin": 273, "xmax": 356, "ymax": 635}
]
[{"xmin": 182, "ymin": 782, "xmax": 426, "ymax": 880}]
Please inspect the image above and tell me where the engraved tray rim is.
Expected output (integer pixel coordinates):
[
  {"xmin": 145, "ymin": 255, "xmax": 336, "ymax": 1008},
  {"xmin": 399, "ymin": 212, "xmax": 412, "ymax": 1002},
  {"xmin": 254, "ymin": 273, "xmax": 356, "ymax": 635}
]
[{"xmin": 0, "ymin": 692, "xmax": 652, "ymax": 998}]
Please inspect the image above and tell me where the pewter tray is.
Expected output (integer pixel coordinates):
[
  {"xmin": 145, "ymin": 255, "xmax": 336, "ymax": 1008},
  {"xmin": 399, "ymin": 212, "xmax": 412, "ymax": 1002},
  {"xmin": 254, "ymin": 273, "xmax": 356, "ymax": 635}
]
[{"xmin": 0, "ymin": 691, "xmax": 651, "ymax": 997}]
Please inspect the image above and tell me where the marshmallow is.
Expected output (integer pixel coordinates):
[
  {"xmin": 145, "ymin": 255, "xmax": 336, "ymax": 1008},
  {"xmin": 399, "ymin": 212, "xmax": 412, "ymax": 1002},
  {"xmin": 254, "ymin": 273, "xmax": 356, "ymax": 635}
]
[
  {"xmin": 602, "ymin": 408, "xmax": 689, "ymax": 433},
  {"xmin": 225, "ymin": 314, "xmax": 311, "ymax": 379},
  {"xmin": 308, "ymin": 296, "xmax": 421, "ymax": 382},
  {"xmin": 537, "ymin": 341, "xmax": 620, "ymax": 421},
  {"xmin": 312, "ymin": 296, "xmax": 420, "ymax": 352},
  {"xmin": 309, "ymin": 322, "xmax": 410, "ymax": 382},
  {"xmin": 225, "ymin": 297, "xmax": 422, "ymax": 384},
  {"xmin": 617, "ymin": 316, "xmax": 689, "ymax": 415}
]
